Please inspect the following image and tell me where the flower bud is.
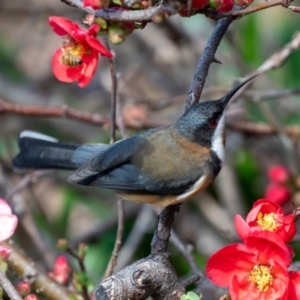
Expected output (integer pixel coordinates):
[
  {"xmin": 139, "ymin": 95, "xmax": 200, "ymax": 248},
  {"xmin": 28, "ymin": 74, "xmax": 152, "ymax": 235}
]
[
  {"xmin": 209, "ymin": 0, "xmax": 234, "ymax": 11},
  {"xmin": 0, "ymin": 245, "xmax": 11, "ymax": 261},
  {"xmin": 191, "ymin": 0, "xmax": 209, "ymax": 10},
  {"xmin": 265, "ymin": 183, "xmax": 291, "ymax": 206},
  {"xmin": 108, "ymin": 26, "xmax": 126, "ymax": 44},
  {"xmin": 17, "ymin": 281, "xmax": 31, "ymax": 297},
  {"xmin": 268, "ymin": 165, "xmax": 290, "ymax": 184},
  {"xmin": 83, "ymin": 0, "xmax": 110, "ymax": 9},
  {"xmin": 53, "ymin": 256, "xmax": 71, "ymax": 276},
  {"xmin": 24, "ymin": 294, "xmax": 38, "ymax": 300}
]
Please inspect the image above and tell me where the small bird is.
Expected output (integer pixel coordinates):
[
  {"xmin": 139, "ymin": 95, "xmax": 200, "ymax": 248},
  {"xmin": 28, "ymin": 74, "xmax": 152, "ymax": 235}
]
[{"xmin": 13, "ymin": 76, "xmax": 254, "ymax": 207}]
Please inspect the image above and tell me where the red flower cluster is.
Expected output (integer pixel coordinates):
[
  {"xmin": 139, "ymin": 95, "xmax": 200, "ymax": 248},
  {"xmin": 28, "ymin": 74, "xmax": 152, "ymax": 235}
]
[
  {"xmin": 49, "ymin": 17, "xmax": 113, "ymax": 87},
  {"xmin": 49, "ymin": 256, "xmax": 71, "ymax": 284},
  {"xmin": 265, "ymin": 166, "xmax": 291, "ymax": 206},
  {"xmin": 206, "ymin": 199, "xmax": 299, "ymax": 300}
]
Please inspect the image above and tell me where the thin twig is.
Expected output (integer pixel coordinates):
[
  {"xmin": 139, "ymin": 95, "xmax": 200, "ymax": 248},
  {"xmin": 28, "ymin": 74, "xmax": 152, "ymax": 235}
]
[
  {"xmin": 102, "ymin": 36, "xmax": 125, "ymax": 280},
  {"xmin": 103, "ymin": 197, "xmax": 125, "ymax": 280},
  {"xmin": 5, "ymin": 171, "xmax": 51, "ymax": 202},
  {"xmin": 65, "ymin": 247, "xmax": 89, "ymax": 300},
  {"xmin": 0, "ymin": 269, "xmax": 23, "ymax": 300},
  {"xmin": 103, "ymin": 35, "xmax": 117, "ymax": 144},
  {"xmin": 170, "ymin": 229, "xmax": 203, "ymax": 277}
]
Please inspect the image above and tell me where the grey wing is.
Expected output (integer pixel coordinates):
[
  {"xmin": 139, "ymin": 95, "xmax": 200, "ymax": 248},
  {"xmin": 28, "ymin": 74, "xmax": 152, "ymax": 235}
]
[
  {"xmin": 68, "ymin": 136, "xmax": 139, "ymax": 185},
  {"xmin": 89, "ymin": 164, "xmax": 204, "ymax": 195}
]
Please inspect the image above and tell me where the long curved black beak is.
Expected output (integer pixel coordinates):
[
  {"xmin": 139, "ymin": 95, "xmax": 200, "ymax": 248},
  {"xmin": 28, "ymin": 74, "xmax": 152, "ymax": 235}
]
[{"xmin": 221, "ymin": 75, "xmax": 258, "ymax": 108}]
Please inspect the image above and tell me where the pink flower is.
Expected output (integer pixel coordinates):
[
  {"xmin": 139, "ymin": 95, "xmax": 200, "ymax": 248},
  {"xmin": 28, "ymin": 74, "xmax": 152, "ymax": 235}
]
[
  {"xmin": 0, "ymin": 198, "xmax": 17, "ymax": 242},
  {"xmin": 0, "ymin": 198, "xmax": 17, "ymax": 261},
  {"xmin": 49, "ymin": 16, "xmax": 113, "ymax": 87},
  {"xmin": 235, "ymin": 199, "xmax": 296, "ymax": 242}
]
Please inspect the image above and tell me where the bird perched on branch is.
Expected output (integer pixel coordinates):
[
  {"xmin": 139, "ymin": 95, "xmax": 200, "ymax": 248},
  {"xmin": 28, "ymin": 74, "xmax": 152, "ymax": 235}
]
[{"xmin": 13, "ymin": 76, "xmax": 255, "ymax": 207}]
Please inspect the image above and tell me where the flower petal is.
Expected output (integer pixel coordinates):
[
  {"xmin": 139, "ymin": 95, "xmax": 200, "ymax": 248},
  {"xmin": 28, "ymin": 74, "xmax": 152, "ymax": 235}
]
[
  {"xmin": 0, "ymin": 199, "xmax": 12, "ymax": 215},
  {"xmin": 206, "ymin": 243, "xmax": 256, "ymax": 287},
  {"xmin": 49, "ymin": 16, "xmax": 73, "ymax": 36},
  {"xmin": 52, "ymin": 49, "xmax": 83, "ymax": 83},
  {"xmin": 288, "ymin": 271, "xmax": 300, "ymax": 300},
  {"xmin": 245, "ymin": 231, "xmax": 292, "ymax": 267},
  {"xmin": 0, "ymin": 215, "xmax": 18, "ymax": 241},
  {"xmin": 86, "ymin": 35, "xmax": 113, "ymax": 57},
  {"xmin": 77, "ymin": 51, "xmax": 98, "ymax": 87},
  {"xmin": 234, "ymin": 214, "xmax": 250, "ymax": 240}
]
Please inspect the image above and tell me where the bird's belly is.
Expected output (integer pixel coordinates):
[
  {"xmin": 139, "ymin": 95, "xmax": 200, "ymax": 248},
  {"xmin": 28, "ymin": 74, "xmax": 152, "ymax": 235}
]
[{"xmin": 116, "ymin": 174, "xmax": 213, "ymax": 208}]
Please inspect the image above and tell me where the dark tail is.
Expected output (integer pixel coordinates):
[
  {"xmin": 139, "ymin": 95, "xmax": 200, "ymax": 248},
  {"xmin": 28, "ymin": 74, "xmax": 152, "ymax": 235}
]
[
  {"xmin": 12, "ymin": 131, "xmax": 82, "ymax": 172},
  {"xmin": 13, "ymin": 131, "xmax": 108, "ymax": 172}
]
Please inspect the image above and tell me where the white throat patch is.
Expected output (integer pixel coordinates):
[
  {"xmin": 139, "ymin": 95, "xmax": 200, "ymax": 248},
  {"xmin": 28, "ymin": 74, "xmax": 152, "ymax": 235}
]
[{"xmin": 211, "ymin": 114, "xmax": 225, "ymax": 162}]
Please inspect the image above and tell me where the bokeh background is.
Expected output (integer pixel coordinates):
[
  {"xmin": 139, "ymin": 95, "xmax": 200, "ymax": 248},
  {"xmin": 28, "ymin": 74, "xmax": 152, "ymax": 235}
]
[{"xmin": 1, "ymin": 0, "xmax": 300, "ymax": 297}]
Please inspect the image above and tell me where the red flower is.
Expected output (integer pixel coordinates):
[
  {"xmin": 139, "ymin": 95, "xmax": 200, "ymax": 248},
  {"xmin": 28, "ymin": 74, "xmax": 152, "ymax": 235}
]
[
  {"xmin": 49, "ymin": 17, "xmax": 113, "ymax": 87},
  {"xmin": 235, "ymin": 199, "xmax": 296, "ymax": 242},
  {"xmin": 288, "ymin": 271, "xmax": 300, "ymax": 299},
  {"xmin": 206, "ymin": 231, "xmax": 292, "ymax": 300},
  {"xmin": 265, "ymin": 183, "xmax": 291, "ymax": 206},
  {"xmin": 268, "ymin": 166, "xmax": 290, "ymax": 184}
]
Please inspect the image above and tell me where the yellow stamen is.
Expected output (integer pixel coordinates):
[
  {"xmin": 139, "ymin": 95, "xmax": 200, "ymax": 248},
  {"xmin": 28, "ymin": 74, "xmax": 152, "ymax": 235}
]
[
  {"xmin": 248, "ymin": 264, "xmax": 274, "ymax": 292},
  {"xmin": 256, "ymin": 212, "xmax": 278, "ymax": 231}
]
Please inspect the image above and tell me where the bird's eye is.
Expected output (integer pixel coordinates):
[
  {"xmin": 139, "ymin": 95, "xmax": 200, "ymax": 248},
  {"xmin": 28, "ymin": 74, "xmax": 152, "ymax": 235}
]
[{"xmin": 209, "ymin": 119, "xmax": 218, "ymax": 128}]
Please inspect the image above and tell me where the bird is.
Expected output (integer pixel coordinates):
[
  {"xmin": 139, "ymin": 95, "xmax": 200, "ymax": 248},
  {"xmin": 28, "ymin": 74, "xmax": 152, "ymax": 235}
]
[{"xmin": 12, "ymin": 76, "xmax": 255, "ymax": 208}]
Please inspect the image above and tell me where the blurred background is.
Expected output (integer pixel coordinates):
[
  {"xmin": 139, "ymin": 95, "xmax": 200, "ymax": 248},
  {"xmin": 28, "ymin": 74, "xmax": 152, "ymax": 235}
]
[{"xmin": 1, "ymin": 0, "xmax": 300, "ymax": 297}]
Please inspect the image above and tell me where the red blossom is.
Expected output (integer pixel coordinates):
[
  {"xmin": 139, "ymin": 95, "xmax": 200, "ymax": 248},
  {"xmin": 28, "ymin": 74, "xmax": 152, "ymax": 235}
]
[
  {"xmin": 206, "ymin": 231, "xmax": 291, "ymax": 300},
  {"xmin": 288, "ymin": 271, "xmax": 300, "ymax": 299},
  {"xmin": 235, "ymin": 199, "xmax": 296, "ymax": 242},
  {"xmin": 265, "ymin": 183, "xmax": 291, "ymax": 206},
  {"xmin": 268, "ymin": 166, "xmax": 290, "ymax": 184},
  {"xmin": 49, "ymin": 16, "xmax": 113, "ymax": 88}
]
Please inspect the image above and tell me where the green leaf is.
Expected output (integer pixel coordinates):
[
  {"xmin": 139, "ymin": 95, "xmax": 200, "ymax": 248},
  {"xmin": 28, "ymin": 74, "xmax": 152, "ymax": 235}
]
[{"xmin": 181, "ymin": 291, "xmax": 202, "ymax": 300}]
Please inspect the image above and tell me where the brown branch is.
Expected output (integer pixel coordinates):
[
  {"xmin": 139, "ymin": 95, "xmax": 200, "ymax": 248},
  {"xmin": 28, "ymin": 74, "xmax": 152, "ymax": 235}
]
[
  {"xmin": 0, "ymin": 269, "xmax": 23, "ymax": 300},
  {"xmin": 0, "ymin": 99, "xmax": 168, "ymax": 129},
  {"xmin": 227, "ymin": 119, "xmax": 300, "ymax": 138},
  {"xmin": 96, "ymin": 205, "xmax": 185, "ymax": 300},
  {"xmin": 62, "ymin": 0, "xmax": 183, "ymax": 21},
  {"xmin": 215, "ymin": 0, "xmax": 284, "ymax": 19},
  {"xmin": 4, "ymin": 241, "xmax": 72, "ymax": 300}
]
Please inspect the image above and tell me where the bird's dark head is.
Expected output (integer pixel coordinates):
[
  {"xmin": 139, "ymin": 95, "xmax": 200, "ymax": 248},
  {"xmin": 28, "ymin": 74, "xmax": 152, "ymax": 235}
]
[{"xmin": 175, "ymin": 76, "xmax": 256, "ymax": 161}]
